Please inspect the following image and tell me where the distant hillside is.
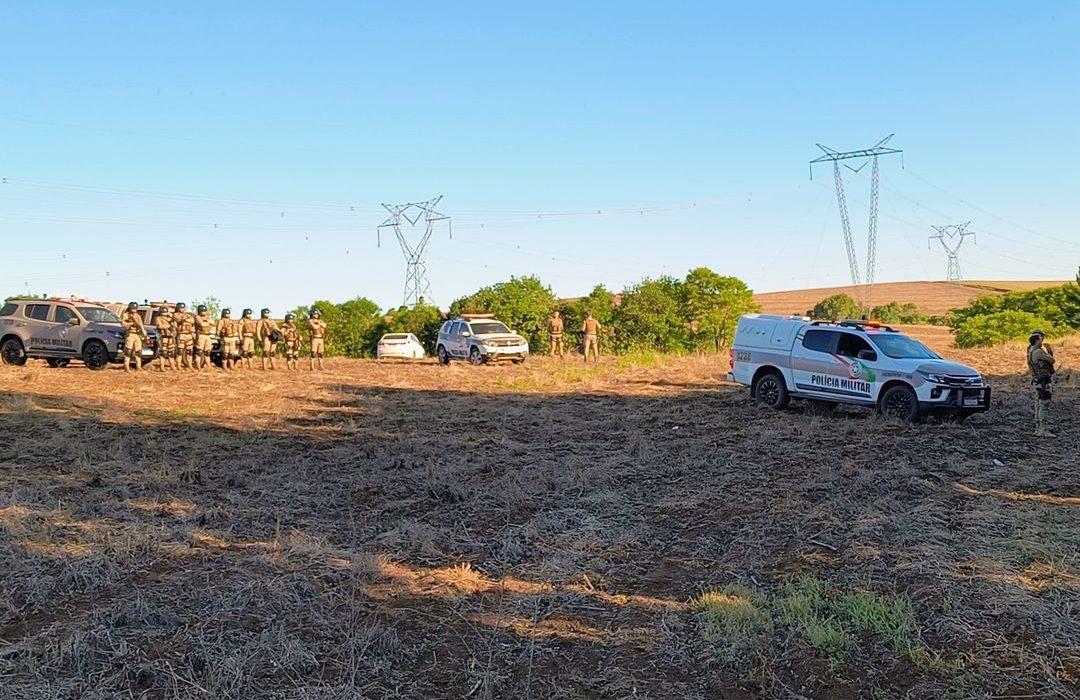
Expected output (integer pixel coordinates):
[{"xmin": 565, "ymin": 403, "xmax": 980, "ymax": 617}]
[{"xmin": 753, "ymin": 280, "xmax": 1070, "ymax": 317}]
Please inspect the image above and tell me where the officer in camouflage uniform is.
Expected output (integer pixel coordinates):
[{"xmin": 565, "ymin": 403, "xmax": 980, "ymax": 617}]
[
  {"xmin": 307, "ymin": 307, "xmax": 327, "ymax": 370},
  {"xmin": 282, "ymin": 313, "xmax": 302, "ymax": 370},
  {"xmin": 119, "ymin": 301, "xmax": 148, "ymax": 373},
  {"xmin": 154, "ymin": 304, "xmax": 175, "ymax": 371},
  {"xmin": 173, "ymin": 302, "xmax": 195, "ymax": 370},
  {"xmin": 193, "ymin": 304, "xmax": 214, "ymax": 370},
  {"xmin": 1027, "ymin": 331, "xmax": 1057, "ymax": 438},
  {"xmin": 256, "ymin": 308, "xmax": 280, "ymax": 370},
  {"xmin": 239, "ymin": 308, "xmax": 257, "ymax": 370},
  {"xmin": 581, "ymin": 311, "xmax": 601, "ymax": 362},
  {"xmin": 547, "ymin": 310, "xmax": 565, "ymax": 357},
  {"xmin": 216, "ymin": 308, "xmax": 241, "ymax": 371}
]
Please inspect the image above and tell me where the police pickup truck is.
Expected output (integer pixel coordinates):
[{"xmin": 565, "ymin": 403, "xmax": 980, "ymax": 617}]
[{"xmin": 728, "ymin": 315, "xmax": 991, "ymax": 421}]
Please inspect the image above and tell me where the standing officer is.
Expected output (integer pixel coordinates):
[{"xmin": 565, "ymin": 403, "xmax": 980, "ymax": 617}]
[
  {"xmin": 307, "ymin": 307, "xmax": 327, "ymax": 370},
  {"xmin": 193, "ymin": 304, "xmax": 215, "ymax": 370},
  {"xmin": 119, "ymin": 302, "xmax": 148, "ymax": 373},
  {"xmin": 256, "ymin": 308, "xmax": 281, "ymax": 370},
  {"xmin": 547, "ymin": 310, "xmax": 565, "ymax": 357},
  {"xmin": 154, "ymin": 304, "xmax": 175, "ymax": 371},
  {"xmin": 239, "ymin": 308, "xmax": 257, "ymax": 370},
  {"xmin": 216, "ymin": 309, "xmax": 241, "ymax": 371},
  {"xmin": 173, "ymin": 302, "xmax": 195, "ymax": 370},
  {"xmin": 582, "ymin": 311, "xmax": 601, "ymax": 362},
  {"xmin": 282, "ymin": 312, "xmax": 302, "ymax": 370},
  {"xmin": 1027, "ymin": 331, "xmax": 1057, "ymax": 438}
]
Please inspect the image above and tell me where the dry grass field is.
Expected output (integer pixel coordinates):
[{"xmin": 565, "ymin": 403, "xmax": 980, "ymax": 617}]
[
  {"xmin": 753, "ymin": 280, "xmax": 1070, "ymax": 317},
  {"xmin": 1, "ymin": 334, "xmax": 1078, "ymax": 699}
]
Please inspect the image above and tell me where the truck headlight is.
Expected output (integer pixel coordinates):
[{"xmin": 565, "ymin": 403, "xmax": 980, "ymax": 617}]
[{"xmin": 918, "ymin": 370, "xmax": 949, "ymax": 384}]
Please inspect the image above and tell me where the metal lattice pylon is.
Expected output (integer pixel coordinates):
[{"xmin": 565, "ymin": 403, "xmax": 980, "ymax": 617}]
[
  {"xmin": 928, "ymin": 222, "xmax": 975, "ymax": 281},
  {"xmin": 810, "ymin": 135, "xmax": 903, "ymax": 310},
  {"xmin": 377, "ymin": 196, "xmax": 451, "ymax": 307}
]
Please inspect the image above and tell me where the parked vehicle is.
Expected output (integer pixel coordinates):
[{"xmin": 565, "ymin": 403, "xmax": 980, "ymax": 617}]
[
  {"xmin": 727, "ymin": 314, "xmax": 991, "ymax": 421},
  {"xmin": 377, "ymin": 333, "xmax": 426, "ymax": 360},
  {"xmin": 436, "ymin": 315, "xmax": 529, "ymax": 365},
  {"xmin": 0, "ymin": 297, "xmax": 158, "ymax": 370}
]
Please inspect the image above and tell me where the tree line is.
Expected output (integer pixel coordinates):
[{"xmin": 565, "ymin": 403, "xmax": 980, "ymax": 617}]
[{"xmin": 285, "ymin": 266, "xmax": 758, "ymax": 357}]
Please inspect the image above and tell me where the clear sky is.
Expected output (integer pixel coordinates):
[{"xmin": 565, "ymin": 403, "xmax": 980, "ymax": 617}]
[{"xmin": 2, "ymin": 1, "xmax": 1078, "ymax": 314}]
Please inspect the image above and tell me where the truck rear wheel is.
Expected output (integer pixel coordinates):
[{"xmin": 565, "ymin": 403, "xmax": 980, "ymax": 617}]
[
  {"xmin": 753, "ymin": 371, "xmax": 790, "ymax": 410},
  {"xmin": 879, "ymin": 384, "xmax": 919, "ymax": 422},
  {"xmin": 1, "ymin": 338, "xmax": 27, "ymax": 366}
]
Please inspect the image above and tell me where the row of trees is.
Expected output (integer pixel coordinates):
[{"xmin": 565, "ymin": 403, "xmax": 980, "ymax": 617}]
[
  {"xmin": 288, "ymin": 267, "xmax": 759, "ymax": 357},
  {"xmin": 949, "ymin": 272, "xmax": 1080, "ymax": 348},
  {"xmin": 808, "ymin": 294, "xmax": 934, "ymax": 325}
]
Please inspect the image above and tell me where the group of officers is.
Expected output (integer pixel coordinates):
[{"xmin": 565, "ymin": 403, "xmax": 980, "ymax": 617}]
[
  {"xmin": 118, "ymin": 302, "xmax": 328, "ymax": 373},
  {"xmin": 546, "ymin": 310, "xmax": 603, "ymax": 361}
]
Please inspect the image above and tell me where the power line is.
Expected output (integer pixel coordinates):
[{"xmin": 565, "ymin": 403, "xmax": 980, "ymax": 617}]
[{"xmin": 377, "ymin": 197, "xmax": 451, "ymax": 307}]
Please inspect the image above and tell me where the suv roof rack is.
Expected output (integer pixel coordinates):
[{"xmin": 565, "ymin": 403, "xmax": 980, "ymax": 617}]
[{"xmin": 809, "ymin": 319, "xmax": 899, "ymax": 333}]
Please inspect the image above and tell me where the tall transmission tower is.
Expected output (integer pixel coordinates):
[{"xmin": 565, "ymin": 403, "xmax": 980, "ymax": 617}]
[
  {"xmin": 928, "ymin": 222, "xmax": 975, "ymax": 281},
  {"xmin": 377, "ymin": 196, "xmax": 451, "ymax": 307},
  {"xmin": 810, "ymin": 135, "xmax": 903, "ymax": 308}
]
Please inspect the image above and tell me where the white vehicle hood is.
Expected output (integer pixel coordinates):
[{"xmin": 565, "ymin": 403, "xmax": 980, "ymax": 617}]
[
  {"xmin": 883, "ymin": 357, "xmax": 981, "ymax": 377},
  {"xmin": 476, "ymin": 333, "xmax": 527, "ymax": 344}
]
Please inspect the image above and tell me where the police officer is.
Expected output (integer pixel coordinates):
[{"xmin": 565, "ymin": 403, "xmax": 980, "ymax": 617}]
[
  {"xmin": 239, "ymin": 308, "xmax": 257, "ymax": 370},
  {"xmin": 154, "ymin": 304, "xmax": 175, "ymax": 371},
  {"xmin": 256, "ymin": 308, "xmax": 281, "ymax": 370},
  {"xmin": 119, "ymin": 302, "xmax": 148, "ymax": 373},
  {"xmin": 547, "ymin": 310, "xmax": 565, "ymax": 357},
  {"xmin": 216, "ymin": 309, "xmax": 240, "ymax": 371},
  {"xmin": 172, "ymin": 303, "xmax": 195, "ymax": 370},
  {"xmin": 1027, "ymin": 331, "xmax": 1057, "ymax": 438},
  {"xmin": 193, "ymin": 304, "xmax": 214, "ymax": 370},
  {"xmin": 307, "ymin": 307, "xmax": 327, "ymax": 370},
  {"xmin": 582, "ymin": 311, "xmax": 601, "ymax": 362},
  {"xmin": 282, "ymin": 312, "xmax": 302, "ymax": 370}
]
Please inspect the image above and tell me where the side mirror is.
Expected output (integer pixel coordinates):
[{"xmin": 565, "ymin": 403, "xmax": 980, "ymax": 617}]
[
  {"xmin": 67, "ymin": 317, "xmax": 80, "ymax": 326},
  {"xmin": 858, "ymin": 349, "xmax": 877, "ymax": 362},
  {"xmin": 461, "ymin": 331, "xmax": 471, "ymax": 338}
]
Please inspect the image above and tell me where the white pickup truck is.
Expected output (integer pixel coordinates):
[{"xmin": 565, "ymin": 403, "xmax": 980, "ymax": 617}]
[{"xmin": 727, "ymin": 314, "xmax": 991, "ymax": 421}]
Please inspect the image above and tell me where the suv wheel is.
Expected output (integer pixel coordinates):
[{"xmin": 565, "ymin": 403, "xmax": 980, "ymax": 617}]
[
  {"xmin": 83, "ymin": 340, "xmax": 110, "ymax": 371},
  {"xmin": 46, "ymin": 358, "xmax": 71, "ymax": 369},
  {"xmin": 879, "ymin": 384, "xmax": 919, "ymax": 422},
  {"xmin": 753, "ymin": 371, "xmax": 789, "ymax": 409},
  {"xmin": 1, "ymin": 338, "xmax": 27, "ymax": 366},
  {"xmin": 468, "ymin": 346, "xmax": 485, "ymax": 366},
  {"xmin": 437, "ymin": 345, "xmax": 450, "ymax": 365}
]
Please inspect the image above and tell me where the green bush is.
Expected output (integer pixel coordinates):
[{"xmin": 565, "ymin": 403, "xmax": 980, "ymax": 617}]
[
  {"xmin": 954, "ymin": 310, "xmax": 1056, "ymax": 349},
  {"xmin": 809, "ymin": 294, "xmax": 862, "ymax": 322},
  {"xmin": 870, "ymin": 301, "xmax": 927, "ymax": 325}
]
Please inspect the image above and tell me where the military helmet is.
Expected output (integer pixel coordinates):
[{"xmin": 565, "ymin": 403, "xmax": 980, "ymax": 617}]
[
  {"xmin": 242, "ymin": 308, "xmax": 252, "ymax": 317},
  {"xmin": 127, "ymin": 301, "xmax": 138, "ymax": 311},
  {"xmin": 1029, "ymin": 331, "xmax": 1046, "ymax": 344},
  {"xmin": 260, "ymin": 308, "xmax": 270, "ymax": 318},
  {"xmin": 175, "ymin": 302, "xmax": 186, "ymax": 311},
  {"xmin": 221, "ymin": 308, "xmax": 231, "ymax": 317},
  {"xmin": 197, "ymin": 304, "xmax": 207, "ymax": 313},
  {"xmin": 285, "ymin": 312, "xmax": 295, "ymax": 321},
  {"xmin": 159, "ymin": 305, "xmax": 171, "ymax": 313},
  {"xmin": 310, "ymin": 307, "xmax": 321, "ymax": 318}
]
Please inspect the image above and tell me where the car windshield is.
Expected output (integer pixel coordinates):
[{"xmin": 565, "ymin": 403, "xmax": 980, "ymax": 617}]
[
  {"xmin": 469, "ymin": 321, "xmax": 510, "ymax": 335},
  {"xmin": 77, "ymin": 306, "xmax": 121, "ymax": 323},
  {"xmin": 382, "ymin": 334, "xmax": 408, "ymax": 340},
  {"xmin": 870, "ymin": 333, "xmax": 940, "ymax": 359}
]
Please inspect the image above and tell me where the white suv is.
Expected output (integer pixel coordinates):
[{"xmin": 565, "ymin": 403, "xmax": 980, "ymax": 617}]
[
  {"xmin": 436, "ymin": 316, "xmax": 529, "ymax": 365},
  {"xmin": 728, "ymin": 314, "xmax": 991, "ymax": 421},
  {"xmin": 0, "ymin": 298, "xmax": 159, "ymax": 370}
]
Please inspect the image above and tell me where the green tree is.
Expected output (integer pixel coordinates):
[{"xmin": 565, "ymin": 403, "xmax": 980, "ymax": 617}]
[
  {"xmin": 809, "ymin": 294, "xmax": 862, "ymax": 322},
  {"xmin": 191, "ymin": 296, "xmax": 222, "ymax": 319},
  {"xmin": 561, "ymin": 285, "xmax": 617, "ymax": 351},
  {"xmin": 379, "ymin": 303, "xmax": 445, "ymax": 353},
  {"xmin": 295, "ymin": 297, "xmax": 383, "ymax": 357},
  {"xmin": 954, "ymin": 310, "xmax": 1056, "ymax": 349},
  {"xmin": 683, "ymin": 268, "xmax": 758, "ymax": 350},
  {"xmin": 613, "ymin": 276, "xmax": 687, "ymax": 353},
  {"xmin": 870, "ymin": 301, "xmax": 926, "ymax": 325},
  {"xmin": 450, "ymin": 276, "xmax": 558, "ymax": 352}
]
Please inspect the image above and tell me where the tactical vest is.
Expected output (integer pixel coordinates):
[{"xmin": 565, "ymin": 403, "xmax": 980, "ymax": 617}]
[
  {"xmin": 241, "ymin": 318, "xmax": 257, "ymax": 337},
  {"xmin": 156, "ymin": 314, "xmax": 174, "ymax": 337},
  {"xmin": 195, "ymin": 316, "xmax": 214, "ymax": 335},
  {"xmin": 175, "ymin": 313, "xmax": 195, "ymax": 335}
]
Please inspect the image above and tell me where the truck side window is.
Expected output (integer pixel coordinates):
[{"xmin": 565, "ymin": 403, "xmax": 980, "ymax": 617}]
[
  {"xmin": 25, "ymin": 304, "xmax": 50, "ymax": 321},
  {"xmin": 837, "ymin": 333, "xmax": 872, "ymax": 358},
  {"xmin": 54, "ymin": 306, "xmax": 76, "ymax": 324},
  {"xmin": 802, "ymin": 329, "xmax": 835, "ymax": 353}
]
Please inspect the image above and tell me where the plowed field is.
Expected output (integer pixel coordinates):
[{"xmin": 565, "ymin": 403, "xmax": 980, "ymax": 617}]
[{"xmin": 1, "ymin": 337, "xmax": 1077, "ymax": 699}]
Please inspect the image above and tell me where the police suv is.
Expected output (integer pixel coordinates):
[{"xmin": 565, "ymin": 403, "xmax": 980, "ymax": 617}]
[
  {"xmin": 728, "ymin": 315, "xmax": 991, "ymax": 421},
  {"xmin": 0, "ymin": 297, "xmax": 158, "ymax": 370}
]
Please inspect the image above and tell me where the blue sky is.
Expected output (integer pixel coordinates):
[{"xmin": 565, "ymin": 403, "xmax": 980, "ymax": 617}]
[{"xmin": 2, "ymin": 1, "xmax": 1078, "ymax": 313}]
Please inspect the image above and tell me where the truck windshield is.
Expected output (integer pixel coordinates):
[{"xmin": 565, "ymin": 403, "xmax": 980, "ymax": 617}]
[
  {"xmin": 77, "ymin": 306, "xmax": 121, "ymax": 323},
  {"xmin": 870, "ymin": 334, "xmax": 940, "ymax": 359},
  {"xmin": 470, "ymin": 321, "xmax": 510, "ymax": 335}
]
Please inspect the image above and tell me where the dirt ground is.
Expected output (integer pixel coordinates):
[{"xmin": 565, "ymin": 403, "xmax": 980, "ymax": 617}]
[{"xmin": 1, "ymin": 336, "xmax": 1077, "ymax": 699}]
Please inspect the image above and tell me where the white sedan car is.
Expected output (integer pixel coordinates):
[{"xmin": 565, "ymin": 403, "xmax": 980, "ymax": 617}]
[{"xmin": 376, "ymin": 333, "xmax": 426, "ymax": 360}]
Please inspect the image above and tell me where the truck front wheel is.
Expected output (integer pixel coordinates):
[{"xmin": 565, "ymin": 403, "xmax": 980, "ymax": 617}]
[
  {"xmin": 879, "ymin": 384, "xmax": 919, "ymax": 422},
  {"xmin": 753, "ymin": 371, "xmax": 790, "ymax": 410}
]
